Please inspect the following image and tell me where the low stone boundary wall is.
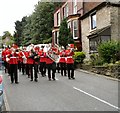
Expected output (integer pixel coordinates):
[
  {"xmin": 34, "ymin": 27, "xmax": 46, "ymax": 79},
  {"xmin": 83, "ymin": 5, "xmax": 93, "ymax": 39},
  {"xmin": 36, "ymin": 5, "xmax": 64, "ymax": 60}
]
[{"xmin": 79, "ymin": 64, "xmax": 120, "ymax": 79}]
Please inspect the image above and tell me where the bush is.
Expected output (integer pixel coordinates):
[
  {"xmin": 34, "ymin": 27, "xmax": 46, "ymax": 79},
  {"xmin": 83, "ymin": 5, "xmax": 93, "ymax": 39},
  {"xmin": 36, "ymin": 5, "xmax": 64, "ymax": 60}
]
[
  {"xmin": 98, "ymin": 40, "xmax": 119, "ymax": 63},
  {"xmin": 73, "ymin": 51, "xmax": 86, "ymax": 64},
  {"xmin": 90, "ymin": 53, "xmax": 104, "ymax": 66}
]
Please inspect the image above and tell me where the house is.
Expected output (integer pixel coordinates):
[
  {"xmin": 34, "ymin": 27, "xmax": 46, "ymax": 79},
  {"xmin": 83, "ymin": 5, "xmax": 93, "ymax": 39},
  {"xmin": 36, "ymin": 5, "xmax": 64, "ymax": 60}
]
[
  {"xmin": 52, "ymin": 0, "xmax": 101, "ymax": 51},
  {"xmin": 80, "ymin": 1, "xmax": 120, "ymax": 58}
]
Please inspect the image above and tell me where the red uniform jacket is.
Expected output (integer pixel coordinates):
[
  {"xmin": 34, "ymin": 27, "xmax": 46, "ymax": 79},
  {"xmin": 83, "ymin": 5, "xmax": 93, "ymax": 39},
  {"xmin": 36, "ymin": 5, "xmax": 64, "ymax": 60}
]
[
  {"xmin": 46, "ymin": 57, "xmax": 54, "ymax": 64},
  {"xmin": 26, "ymin": 51, "xmax": 34, "ymax": 64},
  {"xmin": 39, "ymin": 50, "xmax": 46, "ymax": 63},
  {"xmin": 59, "ymin": 50, "xmax": 66, "ymax": 63},
  {"xmin": 9, "ymin": 52, "xmax": 18, "ymax": 64},
  {"xmin": 66, "ymin": 49, "xmax": 74, "ymax": 64}
]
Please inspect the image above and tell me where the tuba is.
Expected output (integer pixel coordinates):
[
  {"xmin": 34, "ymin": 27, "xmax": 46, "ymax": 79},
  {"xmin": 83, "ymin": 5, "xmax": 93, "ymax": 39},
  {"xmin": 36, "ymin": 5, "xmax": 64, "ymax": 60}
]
[{"xmin": 47, "ymin": 44, "xmax": 60, "ymax": 63}]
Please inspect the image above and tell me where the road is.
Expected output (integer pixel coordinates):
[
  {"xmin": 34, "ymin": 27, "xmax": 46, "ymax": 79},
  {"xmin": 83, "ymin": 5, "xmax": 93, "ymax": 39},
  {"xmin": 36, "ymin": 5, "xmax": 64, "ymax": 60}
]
[{"xmin": 2, "ymin": 68, "xmax": 119, "ymax": 111}]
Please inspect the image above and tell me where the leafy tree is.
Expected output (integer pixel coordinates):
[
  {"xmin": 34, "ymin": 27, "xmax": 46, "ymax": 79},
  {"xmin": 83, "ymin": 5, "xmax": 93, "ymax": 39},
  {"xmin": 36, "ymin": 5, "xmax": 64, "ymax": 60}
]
[
  {"xmin": 2, "ymin": 31, "xmax": 14, "ymax": 46},
  {"xmin": 58, "ymin": 18, "xmax": 74, "ymax": 48},
  {"xmin": 13, "ymin": 2, "xmax": 63, "ymax": 45}
]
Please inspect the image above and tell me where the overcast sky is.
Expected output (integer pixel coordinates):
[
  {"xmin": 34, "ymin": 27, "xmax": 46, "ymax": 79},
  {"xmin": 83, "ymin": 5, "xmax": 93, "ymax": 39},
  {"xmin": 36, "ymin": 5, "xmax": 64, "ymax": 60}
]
[{"xmin": 0, "ymin": 0, "xmax": 39, "ymax": 36}]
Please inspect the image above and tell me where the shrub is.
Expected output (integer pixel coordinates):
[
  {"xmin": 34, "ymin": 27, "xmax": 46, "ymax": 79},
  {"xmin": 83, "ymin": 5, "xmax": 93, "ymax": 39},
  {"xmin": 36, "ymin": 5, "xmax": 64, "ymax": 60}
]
[
  {"xmin": 73, "ymin": 51, "xmax": 86, "ymax": 63},
  {"xmin": 90, "ymin": 53, "xmax": 104, "ymax": 66},
  {"xmin": 98, "ymin": 40, "xmax": 119, "ymax": 63}
]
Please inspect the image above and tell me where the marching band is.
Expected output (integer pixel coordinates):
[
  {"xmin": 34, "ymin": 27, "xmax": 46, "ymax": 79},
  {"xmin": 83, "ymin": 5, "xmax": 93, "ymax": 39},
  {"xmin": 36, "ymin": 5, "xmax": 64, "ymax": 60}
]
[{"xmin": 2, "ymin": 43, "xmax": 75, "ymax": 84}]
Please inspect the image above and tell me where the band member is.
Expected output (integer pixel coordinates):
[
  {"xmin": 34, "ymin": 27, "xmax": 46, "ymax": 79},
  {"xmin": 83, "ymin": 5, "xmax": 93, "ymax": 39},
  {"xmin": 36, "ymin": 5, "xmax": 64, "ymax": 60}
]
[
  {"xmin": 39, "ymin": 46, "xmax": 46, "ymax": 77},
  {"xmin": 59, "ymin": 47, "xmax": 66, "ymax": 76},
  {"xmin": 32, "ymin": 47, "xmax": 40, "ymax": 82},
  {"xmin": 46, "ymin": 51, "xmax": 56, "ymax": 81},
  {"xmin": 9, "ymin": 48, "xmax": 19, "ymax": 83},
  {"xmin": 5, "ymin": 47, "xmax": 11, "ymax": 75},
  {"xmin": 26, "ymin": 49, "xmax": 34, "ymax": 80},
  {"xmin": 19, "ymin": 47, "xmax": 26, "ymax": 75},
  {"xmin": 66, "ymin": 46, "xmax": 75, "ymax": 79}
]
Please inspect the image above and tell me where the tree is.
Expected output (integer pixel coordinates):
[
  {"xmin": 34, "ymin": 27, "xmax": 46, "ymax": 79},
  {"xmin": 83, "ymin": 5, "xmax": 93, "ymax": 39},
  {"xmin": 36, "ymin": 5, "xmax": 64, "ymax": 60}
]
[
  {"xmin": 2, "ymin": 31, "xmax": 14, "ymax": 46},
  {"xmin": 58, "ymin": 18, "xmax": 74, "ymax": 48},
  {"xmin": 13, "ymin": 2, "xmax": 63, "ymax": 45}
]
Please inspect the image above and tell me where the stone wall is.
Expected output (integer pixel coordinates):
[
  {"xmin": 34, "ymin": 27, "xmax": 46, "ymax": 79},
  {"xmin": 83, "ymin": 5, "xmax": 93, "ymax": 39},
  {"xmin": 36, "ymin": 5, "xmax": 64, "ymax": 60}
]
[
  {"xmin": 81, "ymin": 6, "xmax": 111, "ymax": 59},
  {"xmin": 80, "ymin": 64, "xmax": 120, "ymax": 79},
  {"xmin": 110, "ymin": 6, "xmax": 120, "ymax": 41}
]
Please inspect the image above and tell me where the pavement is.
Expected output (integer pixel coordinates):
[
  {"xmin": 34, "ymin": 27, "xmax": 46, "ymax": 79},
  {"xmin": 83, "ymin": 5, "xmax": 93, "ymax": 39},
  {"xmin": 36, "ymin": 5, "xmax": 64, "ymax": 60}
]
[{"xmin": 1, "ymin": 68, "xmax": 120, "ymax": 111}]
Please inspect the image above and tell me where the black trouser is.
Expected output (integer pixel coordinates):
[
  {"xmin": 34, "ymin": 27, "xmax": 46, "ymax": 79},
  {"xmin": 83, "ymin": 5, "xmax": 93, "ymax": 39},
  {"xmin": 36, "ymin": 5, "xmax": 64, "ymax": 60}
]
[
  {"xmin": 21, "ymin": 62, "xmax": 26, "ymax": 75},
  {"xmin": 18, "ymin": 61, "xmax": 22, "ymax": 72},
  {"xmin": 40, "ymin": 62, "xmax": 46, "ymax": 76},
  {"xmin": 4, "ymin": 61, "xmax": 7, "ymax": 73},
  {"xmin": 34, "ymin": 63, "xmax": 38, "ymax": 80},
  {"xmin": 60, "ymin": 63, "xmax": 66, "ymax": 76},
  {"xmin": 10, "ymin": 64, "xmax": 18, "ymax": 83},
  {"xmin": 28, "ymin": 64, "xmax": 33, "ymax": 80},
  {"xmin": 67, "ymin": 63, "xmax": 74, "ymax": 79},
  {"xmin": 56, "ymin": 63, "xmax": 60, "ymax": 73},
  {"xmin": 47, "ymin": 62, "xmax": 56, "ymax": 80}
]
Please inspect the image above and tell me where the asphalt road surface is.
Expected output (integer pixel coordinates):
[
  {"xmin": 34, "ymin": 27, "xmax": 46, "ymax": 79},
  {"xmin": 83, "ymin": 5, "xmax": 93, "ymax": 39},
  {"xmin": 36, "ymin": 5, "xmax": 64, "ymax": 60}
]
[{"xmin": 2, "ymin": 68, "xmax": 120, "ymax": 111}]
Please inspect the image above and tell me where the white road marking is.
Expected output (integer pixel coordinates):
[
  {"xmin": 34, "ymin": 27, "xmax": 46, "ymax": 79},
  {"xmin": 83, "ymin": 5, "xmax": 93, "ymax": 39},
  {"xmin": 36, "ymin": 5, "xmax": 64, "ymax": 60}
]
[
  {"xmin": 3, "ymin": 90, "xmax": 10, "ymax": 111},
  {"xmin": 73, "ymin": 87, "xmax": 120, "ymax": 110}
]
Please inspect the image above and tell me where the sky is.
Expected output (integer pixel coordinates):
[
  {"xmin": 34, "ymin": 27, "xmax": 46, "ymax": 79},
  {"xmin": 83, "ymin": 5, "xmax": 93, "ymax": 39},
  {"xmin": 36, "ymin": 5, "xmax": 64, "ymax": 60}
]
[{"xmin": 0, "ymin": 0, "xmax": 40, "ymax": 36}]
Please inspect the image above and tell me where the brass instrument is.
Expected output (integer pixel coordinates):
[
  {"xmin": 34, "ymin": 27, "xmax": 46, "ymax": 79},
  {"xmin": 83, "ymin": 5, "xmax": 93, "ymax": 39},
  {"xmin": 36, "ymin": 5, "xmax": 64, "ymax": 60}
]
[{"xmin": 46, "ymin": 44, "xmax": 60, "ymax": 63}]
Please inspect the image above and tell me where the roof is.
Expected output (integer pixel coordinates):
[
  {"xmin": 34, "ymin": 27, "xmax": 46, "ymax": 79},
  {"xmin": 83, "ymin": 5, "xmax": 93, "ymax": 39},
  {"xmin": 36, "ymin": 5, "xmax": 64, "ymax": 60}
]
[
  {"xmin": 87, "ymin": 25, "xmax": 111, "ymax": 38},
  {"xmin": 81, "ymin": 1, "xmax": 120, "ymax": 20}
]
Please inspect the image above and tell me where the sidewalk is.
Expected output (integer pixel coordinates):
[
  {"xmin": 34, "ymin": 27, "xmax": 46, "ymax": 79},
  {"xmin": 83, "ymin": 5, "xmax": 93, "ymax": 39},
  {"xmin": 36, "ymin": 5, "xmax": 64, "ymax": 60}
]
[{"xmin": 75, "ymin": 68, "xmax": 120, "ymax": 82}]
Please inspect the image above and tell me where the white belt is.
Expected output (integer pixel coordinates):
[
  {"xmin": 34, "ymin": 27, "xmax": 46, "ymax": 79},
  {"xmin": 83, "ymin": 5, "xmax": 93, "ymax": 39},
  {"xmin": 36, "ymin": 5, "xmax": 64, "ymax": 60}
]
[
  {"xmin": 67, "ymin": 56, "xmax": 72, "ymax": 58},
  {"xmin": 10, "ymin": 57, "xmax": 17, "ymax": 58}
]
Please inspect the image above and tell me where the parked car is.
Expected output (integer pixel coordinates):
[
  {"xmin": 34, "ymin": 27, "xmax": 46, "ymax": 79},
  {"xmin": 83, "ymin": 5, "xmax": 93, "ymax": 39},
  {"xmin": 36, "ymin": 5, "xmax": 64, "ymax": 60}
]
[
  {"xmin": 0, "ymin": 50, "xmax": 4, "ymax": 70},
  {"xmin": 0, "ymin": 75, "xmax": 3, "ymax": 112}
]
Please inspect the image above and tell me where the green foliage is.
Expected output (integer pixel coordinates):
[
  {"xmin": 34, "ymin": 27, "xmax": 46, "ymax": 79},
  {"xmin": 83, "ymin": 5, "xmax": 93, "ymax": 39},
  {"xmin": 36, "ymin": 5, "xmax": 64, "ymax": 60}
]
[
  {"xmin": 14, "ymin": 2, "xmax": 58, "ymax": 45},
  {"xmin": 2, "ymin": 31, "xmax": 15, "ymax": 46},
  {"xmin": 43, "ymin": 37, "xmax": 52, "ymax": 44},
  {"xmin": 58, "ymin": 18, "xmax": 74, "ymax": 48},
  {"xmin": 2, "ymin": 31, "xmax": 12, "ymax": 40},
  {"xmin": 90, "ymin": 53, "xmax": 104, "ymax": 66},
  {"xmin": 73, "ymin": 51, "xmax": 86, "ymax": 63},
  {"xmin": 98, "ymin": 40, "xmax": 120, "ymax": 63}
]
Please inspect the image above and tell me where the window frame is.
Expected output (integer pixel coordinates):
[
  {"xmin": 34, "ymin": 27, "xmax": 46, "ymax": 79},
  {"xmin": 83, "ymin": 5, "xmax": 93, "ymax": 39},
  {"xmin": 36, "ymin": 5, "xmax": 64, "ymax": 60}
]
[
  {"xmin": 73, "ymin": 0, "xmax": 77, "ymax": 14},
  {"xmin": 57, "ymin": 12, "xmax": 60, "ymax": 26},
  {"xmin": 90, "ymin": 12, "xmax": 97, "ymax": 30},
  {"xmin": 89, "ymin": 35, "xmax": 111, "ymax": 53},
  {"xmin": 73, "ymin": 20, "xmax": 78, "ymax": 39}
]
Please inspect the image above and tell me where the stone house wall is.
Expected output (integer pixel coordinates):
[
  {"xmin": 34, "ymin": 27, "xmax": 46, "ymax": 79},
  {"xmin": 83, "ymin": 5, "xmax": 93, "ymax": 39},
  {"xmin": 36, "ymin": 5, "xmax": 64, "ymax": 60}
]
[{"xmin": 81, "ymin": 5, "xmax": 120, "ymax": 59}]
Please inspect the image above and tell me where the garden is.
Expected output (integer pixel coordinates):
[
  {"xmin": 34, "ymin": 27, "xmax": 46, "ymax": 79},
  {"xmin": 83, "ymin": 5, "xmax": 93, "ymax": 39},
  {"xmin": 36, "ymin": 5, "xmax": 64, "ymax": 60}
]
[{"xmin": 73, "ymin": 40, "xmax": 120, "ymax": 79}]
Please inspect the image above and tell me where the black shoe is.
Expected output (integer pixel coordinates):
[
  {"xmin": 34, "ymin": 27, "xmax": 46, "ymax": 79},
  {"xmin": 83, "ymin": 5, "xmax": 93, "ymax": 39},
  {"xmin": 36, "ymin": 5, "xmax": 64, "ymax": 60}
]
[
  {"xmin": 34, "ymin": 79, "xmax": 38, "ymax": 82},
  {"xmin": 71, "ymin": 77, "xmax": 75, "ymax": 79},
  {"xmin": 30, "ymin": 79, "xmax": 33, "ymax": 81},
  {"xmin": 52, "ymin": 78, "xmax": 56, "ymax": 81},
  {"xmin": 15, "ymin": 82, "xmax": 19, "ymax": 84},
  {"xmin": 49, "ymin": 78, "xmax": 51, "ymax": 81},
  {"xmin": 68, "ymin": 77, "xmax": 71, "ymax": 79}
]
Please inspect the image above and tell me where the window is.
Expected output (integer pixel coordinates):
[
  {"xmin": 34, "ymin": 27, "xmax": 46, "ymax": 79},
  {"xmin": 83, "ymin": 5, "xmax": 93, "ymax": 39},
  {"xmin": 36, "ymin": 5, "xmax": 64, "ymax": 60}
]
[
  {"xmin": 100, "ymin": 36, "xmax": 110, "ymax": 42},
  {"xmin": 89, "ymin": 35, "xmax": 111, "ymax": 53},
  {"xmin": 89, "ymin": 37, "xmax": 99, "ymax": 53},
  {"xmin": 90, "ymin": 12, "xmax": 96, "ymax": 30},
  {"xmin": 63, "ymin": 4, "xmax": 68, "ymax": 18},
  {"xmin": 56, "ymin": 31, "xmax": 59, "ymax": 44},
  {"xmin": 57, "ymin": 12, "xmax": 60, "ymax": 26},
  {"xmin": 73, "ymin": 20, "xmax": 78, "ymax": 39},
  {"xmin": 73, "ymin": 0, "xmax": 77, "ymax": 14},
  {"xmin": 68, "ymin": 21, "xmax": 71, "ymax": 29}
]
